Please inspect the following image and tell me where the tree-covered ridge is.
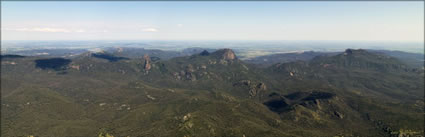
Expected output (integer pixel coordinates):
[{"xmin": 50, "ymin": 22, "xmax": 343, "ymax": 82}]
[{"xmin": 1, "ymin": 48, "xmax": 423, "ymax": 137}]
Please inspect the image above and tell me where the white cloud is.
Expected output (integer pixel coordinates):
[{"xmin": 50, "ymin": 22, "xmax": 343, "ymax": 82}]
[
  {"xmin": 23, "ymin": 28, "xmax": 70, "ymax": 32},
  {"xmin": 177, "ymin": 24, "xmax": 183, "ymax": 27},
  {"xmin": 3, "ymin": 27, "xmax": 86, "ymax": 33},
  {"xmin": 142, "ymin": 28, "xmax": 158, "ymax": 32}
]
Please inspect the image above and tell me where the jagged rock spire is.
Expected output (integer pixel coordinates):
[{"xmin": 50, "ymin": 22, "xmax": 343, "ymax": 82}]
[{"xmin": 143, "ymin": 54, "xmax": 151, "ymax": 71}]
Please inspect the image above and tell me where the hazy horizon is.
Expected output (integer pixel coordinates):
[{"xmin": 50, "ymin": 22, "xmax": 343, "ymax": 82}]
[{"xmin": 2, "ymin": 39, "xmax": 423, "ymax": 55}]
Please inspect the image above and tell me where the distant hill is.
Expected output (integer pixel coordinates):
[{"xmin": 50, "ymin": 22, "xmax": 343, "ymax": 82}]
[
  {"xmin": 244, "ymin": 51, "xmax": 339, "ymax": 67},
  {"xmin": 2, "ymin": 47, "xmax": 216, "ymax": 61},
  {"xmin": 2, "ymin": 48, "xmax": 89, "ymax": 57},
  {"xmin": 181, "ymin": 47, "xmax": 217, "ymax": 55},
  {"xmin": 367, "ymin": 49, "xmax": 424, "ymax": 68},
  {"xmin": 1, "ymin": 48, "xmax": 423, "ymax": 137},
  {"xmin": 0, "ymin": 54, "xmax": 26, "ymax": 59},
  {"xmin": 104, "ymin": 47, "xmax": 217, "ymax": 60},
  {"xmin": 265, "ymin": 49, "xmax": 423, "ymax": 136},
  {"xmin": 246, "ymin": 49, "xmax": 424, "ymax": 69},
  {"xmin": 309, "ymin": 49, "xmax": 411, "ymax": 72}
]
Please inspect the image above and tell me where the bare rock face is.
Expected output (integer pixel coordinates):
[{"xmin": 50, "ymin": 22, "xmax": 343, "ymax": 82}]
[
  {"xmin": 249, "ymin": 82, "xmax": 267, "ymax": 98},
  {"xmin": 211, "ymin": 49, "xmax": 237, "ymax": 65},
  {"xmin": 234, "ymin": 80, "xmax": 267, "ymax": 99},
  {"xmin": 186, "ymin": 64, "xmax": 195, "ymax": 73},
  {"xmin": 143, "ymin": 54, "xmax": 151, "ymax": 71},
  {"xmin": 257, "ymin": 82, "xmax": 267, "ymax": 91},
  {"xmin": 200, "ymin": 65, "xmax": 207, "ymax": 69},
  {"xmin": 185, "ymin": 64, "xmax": 196, "ymax": 81},
  {"xmin": 173, "ymin": 64, "xmax": 197, "ymax": 81},
  {"xmin": 208, "ymin": 60, "xmax": 217, "ymax": 65},
  {"xmin": 221, "ymin": 49, "xmax": 236, "ymax": 60},
  {"xmin": 70, "ymin": 65, "xmax": 80, "ymax": 70},
  {"xmin": 334, "ymin": 111, "xmax": 344, "ymax": 119}
]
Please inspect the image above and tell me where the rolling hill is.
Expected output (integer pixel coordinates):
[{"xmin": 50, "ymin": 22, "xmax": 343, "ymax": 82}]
[{"xmin": 1, "ymin": 48, "xmax": 423, "ymax": 137}]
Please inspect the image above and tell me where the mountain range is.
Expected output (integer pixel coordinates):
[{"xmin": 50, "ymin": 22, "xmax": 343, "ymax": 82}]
[{"xmin": 1, "ymin": 48, "xmax": 424, "ymax": 137}]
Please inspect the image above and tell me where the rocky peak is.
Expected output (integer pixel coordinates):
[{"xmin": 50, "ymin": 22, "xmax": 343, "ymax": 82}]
[
  {"xmin": 221, "ymin": 49, "xmax": 236, "ymax": 60},
  {"xmin": 344, "ymin": 49, "xmax": 369, "ymax": 56},
  {"xmin": 311, "ymin": 49, "xmax": 410, "ymax": 72},
  {"xmin": 143, "ymin": 54, "xmax": 151, "ymax": 71},
  {"xmin": 211, "ymin": 48, "xmax": 237, "ymax": 60},
  {"xmin": 344, "ymin": 49, "xmax": 353, "ymax": 55}
]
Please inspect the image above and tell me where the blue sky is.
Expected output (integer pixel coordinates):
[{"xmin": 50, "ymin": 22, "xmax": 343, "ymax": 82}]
[{"xmin": 1, "ymin": 1, "xmax": 423, "ymax": 41}]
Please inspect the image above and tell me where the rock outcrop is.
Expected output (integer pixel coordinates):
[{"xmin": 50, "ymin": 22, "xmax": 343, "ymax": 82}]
[
  {"xmin": 143, "ymin": 54, "xmax": 151, "ymax": 71},
  {"xmin": 70, "ymin": 65, "xmax": 80, "ymax": 70},
  {"xmin": 221, "ymin": 49, "xmax": 236, "ymax": 60},
  {"xmin": 209, "ymin": 49, "xmax": 237, "ymax": 65},
  {"xmin": 173, "ymin": 64, "xmax": 197, "ymax": 81},
  {"xmin": 185, "ymin": 64, "xmax": 197, "ymax": 81},
  {"xmin": 233, "ymin": 80, "xmax": 267, "ymax": 98},
  {"xmin": 249, "ymin": 82, "xmax": 267, "ymax": 98},
  {"xmin": 318, "ymin": 49, "xmax": 410, "ymax": 72}
]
